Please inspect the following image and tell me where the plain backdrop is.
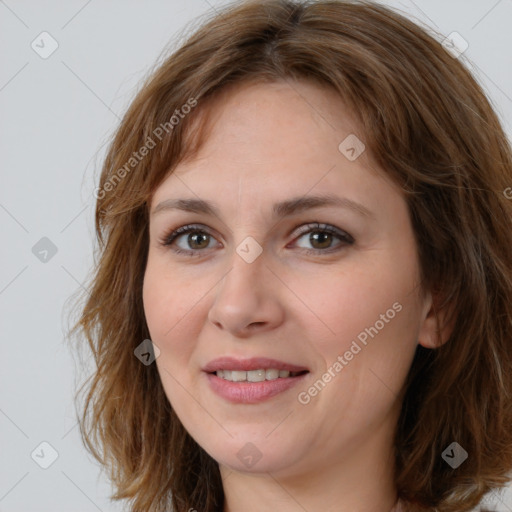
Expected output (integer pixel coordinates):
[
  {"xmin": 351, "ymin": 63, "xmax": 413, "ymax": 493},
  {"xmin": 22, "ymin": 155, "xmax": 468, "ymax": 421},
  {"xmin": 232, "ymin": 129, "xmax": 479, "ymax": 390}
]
[{"xmin": 1, "ymin": 0, "xmax": 511, "ymax": 510}]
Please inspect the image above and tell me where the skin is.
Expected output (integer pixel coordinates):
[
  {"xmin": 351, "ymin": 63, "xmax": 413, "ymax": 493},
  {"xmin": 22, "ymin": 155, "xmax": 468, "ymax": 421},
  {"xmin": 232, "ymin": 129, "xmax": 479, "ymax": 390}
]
[{"xmin": 142, "ymin": 79, "xmax": 445, "ymax": 512}]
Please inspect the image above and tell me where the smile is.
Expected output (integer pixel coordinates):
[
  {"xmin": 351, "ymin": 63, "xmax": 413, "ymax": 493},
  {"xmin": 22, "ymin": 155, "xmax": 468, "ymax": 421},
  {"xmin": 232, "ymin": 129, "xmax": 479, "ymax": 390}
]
[{"xmin": 215, "ymin": 369, "xmax": 306, "ymax": 381}]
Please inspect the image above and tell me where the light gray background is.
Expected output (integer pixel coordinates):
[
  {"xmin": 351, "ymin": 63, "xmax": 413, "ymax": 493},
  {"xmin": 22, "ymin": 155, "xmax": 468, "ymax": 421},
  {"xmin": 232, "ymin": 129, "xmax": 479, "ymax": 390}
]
[{"xmin": 1, "ymin": 0, "xmax": 511, "ymax": 511}]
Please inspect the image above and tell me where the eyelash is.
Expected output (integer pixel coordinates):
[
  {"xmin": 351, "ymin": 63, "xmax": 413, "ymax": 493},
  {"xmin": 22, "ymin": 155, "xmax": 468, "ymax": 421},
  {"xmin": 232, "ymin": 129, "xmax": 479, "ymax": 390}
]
[{"xmin": 158, "ymin": 222, "xmax": 354, "ymax": 258}]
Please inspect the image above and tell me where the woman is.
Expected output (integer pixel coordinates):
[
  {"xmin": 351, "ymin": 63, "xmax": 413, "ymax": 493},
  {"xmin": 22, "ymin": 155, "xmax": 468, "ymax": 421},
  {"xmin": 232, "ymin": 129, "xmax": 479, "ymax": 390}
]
[{"xmin": 69, "ymin": 0, "xmax": 512, "ymax": 510}]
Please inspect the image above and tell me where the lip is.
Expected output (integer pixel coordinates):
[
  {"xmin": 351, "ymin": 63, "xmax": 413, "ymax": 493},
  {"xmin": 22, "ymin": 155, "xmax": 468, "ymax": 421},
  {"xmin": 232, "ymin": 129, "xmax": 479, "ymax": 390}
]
[
  {"xmin": 205, "ymin": 372, "xmax": 309, "ymax": 404},
  {"xmin": 202, "ymin": 357, "xmax": 310, "ymax": 404},
  {"xmin": 202, "ymin": 356, "xmax": 309, "ymax": 373}
]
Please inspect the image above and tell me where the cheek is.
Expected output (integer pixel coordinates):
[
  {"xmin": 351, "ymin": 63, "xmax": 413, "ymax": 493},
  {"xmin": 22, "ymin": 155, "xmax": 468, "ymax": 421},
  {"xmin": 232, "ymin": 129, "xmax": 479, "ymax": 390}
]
[
  {"xmin": 298, "ymin": 252, "xmax": 422, "ymax": 390},
  {"xmin": 142, "ymin": 260, "xmax": 200, "ymax": 358},
  {"xmin": 296, "ymin": 278, "xmax": 420, "ymax": 440},
  {"xmin": 142, "ymin": 263, "xmax": 203, "ymax": 414},
  {"xmin": 142, "ymin": 268, "xmax": 171, "ymax": 341}
]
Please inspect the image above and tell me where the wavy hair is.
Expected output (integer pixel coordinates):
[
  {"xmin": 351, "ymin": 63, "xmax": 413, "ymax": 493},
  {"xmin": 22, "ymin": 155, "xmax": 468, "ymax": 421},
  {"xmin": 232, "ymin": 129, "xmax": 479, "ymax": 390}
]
[{"xmin": 67, "ymin": 0, "xmax": 512, "ymax": 510}]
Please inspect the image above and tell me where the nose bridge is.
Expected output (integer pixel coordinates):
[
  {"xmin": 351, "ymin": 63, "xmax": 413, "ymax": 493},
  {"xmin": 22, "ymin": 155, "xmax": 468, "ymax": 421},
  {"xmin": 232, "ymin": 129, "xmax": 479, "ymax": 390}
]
[
  {"xmin": 207, "ymin": 237, "xmax": 283, "ymax": 334},
  {"xmin": 219, "ymin": 235, "xmax": 267, "ymax": 301}
]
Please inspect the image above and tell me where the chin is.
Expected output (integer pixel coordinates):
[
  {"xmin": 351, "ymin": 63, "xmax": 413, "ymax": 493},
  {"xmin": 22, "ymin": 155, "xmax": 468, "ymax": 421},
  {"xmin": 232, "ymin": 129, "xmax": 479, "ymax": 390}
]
[
  {"xmin": 220, "ymin": 453, "xmax": 293, "ymax": 474},
  {"xmin": 203, "ymin": 435, "xmax": 304, "ymax": 475}
]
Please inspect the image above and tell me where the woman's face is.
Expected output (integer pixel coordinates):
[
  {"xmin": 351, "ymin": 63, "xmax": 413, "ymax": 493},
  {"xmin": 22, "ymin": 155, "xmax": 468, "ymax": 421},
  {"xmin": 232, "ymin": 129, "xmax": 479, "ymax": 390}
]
[{"xmin": 143, "ymin": 79, "xmax": 434, "ymax": 477}]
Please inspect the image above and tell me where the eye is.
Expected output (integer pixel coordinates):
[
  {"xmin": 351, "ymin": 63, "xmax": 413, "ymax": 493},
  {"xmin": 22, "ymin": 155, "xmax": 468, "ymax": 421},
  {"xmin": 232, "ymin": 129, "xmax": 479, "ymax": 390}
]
[
  {"xmin": 290, "ymin": 222, "xmax": 354, "ymax": 254},
  {"xmin": 159, "ymin": 222, "xmax": 354, "ymax": 257},
  {"xmin": 159, "ymin": 224, "xmax": 219, "ymax": 257}
]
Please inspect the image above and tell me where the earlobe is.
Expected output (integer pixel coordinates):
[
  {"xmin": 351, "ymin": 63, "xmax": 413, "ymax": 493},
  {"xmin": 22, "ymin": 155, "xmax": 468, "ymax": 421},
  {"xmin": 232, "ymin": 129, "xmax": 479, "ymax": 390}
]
[{"xmin": 417, "ymin": 290, "xmax": 455, "ymax": 350}]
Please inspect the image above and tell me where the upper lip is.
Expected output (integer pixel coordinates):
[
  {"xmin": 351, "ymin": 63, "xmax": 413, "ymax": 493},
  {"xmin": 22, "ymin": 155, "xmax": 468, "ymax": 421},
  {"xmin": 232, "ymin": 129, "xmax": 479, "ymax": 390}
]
[{"xmin": 203, "ymin": 357, "xmax": 309, "ymax": 373}]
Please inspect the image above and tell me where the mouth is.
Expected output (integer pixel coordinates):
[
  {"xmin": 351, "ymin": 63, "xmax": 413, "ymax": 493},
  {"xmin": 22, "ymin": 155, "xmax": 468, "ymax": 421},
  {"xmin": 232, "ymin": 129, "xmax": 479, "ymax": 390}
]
[
  {"xmin": 202, "ymin": 356, "xmax": 310, "ymax": 403},
  {"xmin": 202, "ymin": 356, "xmax": 309, "ymax": 377},
  {"xmin": 210, "ymin": 368, "xmax": 308, "ymax": 382}
]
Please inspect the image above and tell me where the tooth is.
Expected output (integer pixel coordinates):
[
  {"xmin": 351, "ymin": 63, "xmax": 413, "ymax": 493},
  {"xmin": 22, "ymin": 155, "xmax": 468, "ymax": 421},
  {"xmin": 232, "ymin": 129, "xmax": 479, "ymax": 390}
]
[
  {"xmin": 216, "ymin": 369, "xmax": 298, "ymax": 381},
  {"xmin": 231, "ymin": 370, "xmax": 247, "ymax": 382},
  {"xmin": 265, "ymin": 369, "xmax": 279, "ymax": 380},
  {"xmin": 247, "ymin": 369, "xmax": 266, "ymax": 382}
]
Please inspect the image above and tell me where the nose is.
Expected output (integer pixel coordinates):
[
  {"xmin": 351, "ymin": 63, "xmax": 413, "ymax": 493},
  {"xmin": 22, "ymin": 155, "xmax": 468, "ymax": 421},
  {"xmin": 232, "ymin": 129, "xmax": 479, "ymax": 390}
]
[{"xmin": 207, "ymin": 246, "xmax": 285, "ymax": 337}]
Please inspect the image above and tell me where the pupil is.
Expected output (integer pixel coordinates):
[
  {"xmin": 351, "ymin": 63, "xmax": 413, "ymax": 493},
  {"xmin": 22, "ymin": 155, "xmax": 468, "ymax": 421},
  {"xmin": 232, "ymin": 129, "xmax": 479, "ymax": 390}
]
[
  {"xmin": 190, "ymin": 232, "xmax": 209, "ymax": 249},
  {"xmin": 311, "ymin": 232, "xmax": 331, "ymax": 249}
]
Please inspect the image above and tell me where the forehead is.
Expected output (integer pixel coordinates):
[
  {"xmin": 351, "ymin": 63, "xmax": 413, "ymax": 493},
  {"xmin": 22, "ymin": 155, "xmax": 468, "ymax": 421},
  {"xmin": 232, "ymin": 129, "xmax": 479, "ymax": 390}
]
[
  {"xmin": 186, "ymin": 78, "xmax": 362, "ymax": 156},
  {"xmin": 150, "ymin": 79, "xmax": 400, "ymax": 221},
  {"xmin": 157, "ymin": 80, "xmax": 380, "ymax": 186}
]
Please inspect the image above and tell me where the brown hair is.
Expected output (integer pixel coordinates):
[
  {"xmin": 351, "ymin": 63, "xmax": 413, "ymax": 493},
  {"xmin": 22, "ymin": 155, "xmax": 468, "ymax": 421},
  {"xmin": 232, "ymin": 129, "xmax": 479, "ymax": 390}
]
[{"xmin": 67, "ymin": 0, "xmax": 512, "ymax": 510}]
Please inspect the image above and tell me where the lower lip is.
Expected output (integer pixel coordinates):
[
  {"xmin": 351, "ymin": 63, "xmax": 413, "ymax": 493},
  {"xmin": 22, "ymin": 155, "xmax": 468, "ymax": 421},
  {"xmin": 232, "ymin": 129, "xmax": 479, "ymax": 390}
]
[{"xmin": 205, "ymin": 372, "xmax": 309, "ymax": 404}]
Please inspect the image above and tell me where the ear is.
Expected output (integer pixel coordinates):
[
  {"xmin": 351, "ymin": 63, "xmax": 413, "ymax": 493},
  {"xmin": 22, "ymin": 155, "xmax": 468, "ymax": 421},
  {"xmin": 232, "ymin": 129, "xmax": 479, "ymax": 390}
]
[{"xmin": 417, "ymin": 289, "xmax": 455, "ymax": 349}]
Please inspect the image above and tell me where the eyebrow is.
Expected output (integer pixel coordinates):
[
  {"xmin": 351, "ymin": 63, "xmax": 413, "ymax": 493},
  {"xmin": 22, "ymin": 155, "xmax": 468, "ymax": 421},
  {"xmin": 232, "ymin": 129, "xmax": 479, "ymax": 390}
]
[{"xmin": 151, "ymin": 193, "xmax": 375, "ymax": 220}]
